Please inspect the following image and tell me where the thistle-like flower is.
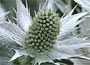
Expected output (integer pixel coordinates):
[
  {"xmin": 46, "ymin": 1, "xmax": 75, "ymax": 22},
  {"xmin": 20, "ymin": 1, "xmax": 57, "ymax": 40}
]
[
  {"xmin": 25, "ymin": 9, "xmax": 60, "ymax": 54},
  {"xmin": 0, "ymin": 0, "xmax": 90, "ymax": 65}
]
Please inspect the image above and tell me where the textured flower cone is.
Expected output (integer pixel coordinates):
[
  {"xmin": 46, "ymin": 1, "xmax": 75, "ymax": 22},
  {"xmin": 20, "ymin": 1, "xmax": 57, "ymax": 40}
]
[{"xmin": 25, "ymin": 9, "xmax": 60, "ymax": 54}]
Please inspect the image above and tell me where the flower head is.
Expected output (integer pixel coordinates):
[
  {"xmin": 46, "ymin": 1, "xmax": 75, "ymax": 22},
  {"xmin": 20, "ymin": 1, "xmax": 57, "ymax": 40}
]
[
  {"xmin": 0, "ymin": 0, "xmax": 90, "ymax": 65},
  {"xmin": 25, "ymin": 9, "xmax": 60, "ymax": 54}
]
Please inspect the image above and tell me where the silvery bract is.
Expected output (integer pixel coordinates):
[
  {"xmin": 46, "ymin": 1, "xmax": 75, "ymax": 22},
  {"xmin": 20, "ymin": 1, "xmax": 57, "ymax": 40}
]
[
  {"xmin": 74, "ymin": 0, "xmax": 90, "ymax": 11},
  {"xmin": 74, "ymin": 0, "xmax": 90, "ymax": 36},
  {"xmin": 0, "ymin": 0, "xmax": 90, "ymax": 65},
  {"xmin": 73, "ymin": 0, "xmax": 90, "ymax": 65}
]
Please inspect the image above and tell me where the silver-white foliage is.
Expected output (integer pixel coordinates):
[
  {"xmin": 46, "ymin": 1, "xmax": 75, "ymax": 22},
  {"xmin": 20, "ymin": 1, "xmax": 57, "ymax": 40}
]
[
  {"xmin": 0, "ymin": 20, "xmax": 25, "ymax": 46},
  {"xmin": 70, "ymin": 1, "xmax": 90, "ymax": 65},
  {"xmin": 74, "ymin": 0, "xmax": 90, "ymax": 11},
  {"xmin": 16, "ymin": 0, "xmax": 32, "ymax": 32},
  {"xmin": 58, "ymin": 7, "xmax": 88, "ymax": 40},
  {"xmin": 74, "ymin": 0, "xmax": 90, "ymax": 36}
]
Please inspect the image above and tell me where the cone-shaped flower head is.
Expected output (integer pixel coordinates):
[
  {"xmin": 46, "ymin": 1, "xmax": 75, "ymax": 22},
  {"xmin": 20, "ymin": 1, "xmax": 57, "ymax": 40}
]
[{"xmin": 25, "ymin": 9, "xmax": 60, "ymax": 53}]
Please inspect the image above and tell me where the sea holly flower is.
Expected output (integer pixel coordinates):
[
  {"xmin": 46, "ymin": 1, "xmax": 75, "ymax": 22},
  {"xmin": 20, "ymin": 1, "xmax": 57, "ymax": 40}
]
[{"xmin": 0, "ymin": 0, "xmax": 90, "ymax": 65}]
